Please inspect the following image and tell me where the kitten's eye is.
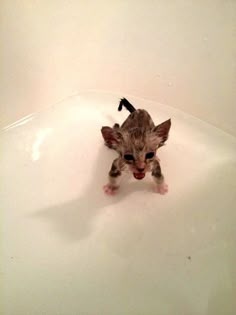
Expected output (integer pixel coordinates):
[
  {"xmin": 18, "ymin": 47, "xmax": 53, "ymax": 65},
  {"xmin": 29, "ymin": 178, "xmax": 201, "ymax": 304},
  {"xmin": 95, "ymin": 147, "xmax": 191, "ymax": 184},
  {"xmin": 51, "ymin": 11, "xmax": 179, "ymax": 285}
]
[
  {"xmin": 124, "ymin": 154, "xmax": 134, "ymax": 161},
  {"xmin": 146, "ymin": 152, "xmax": 155, "ymax": 159}
]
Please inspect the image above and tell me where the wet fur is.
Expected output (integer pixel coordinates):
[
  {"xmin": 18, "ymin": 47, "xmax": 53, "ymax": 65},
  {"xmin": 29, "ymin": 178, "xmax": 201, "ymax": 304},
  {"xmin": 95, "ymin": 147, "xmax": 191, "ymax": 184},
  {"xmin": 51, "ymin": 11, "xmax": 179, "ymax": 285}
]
[{"xmin": 101, "ymin": 98, "xmax": 171, "ymax": 195}]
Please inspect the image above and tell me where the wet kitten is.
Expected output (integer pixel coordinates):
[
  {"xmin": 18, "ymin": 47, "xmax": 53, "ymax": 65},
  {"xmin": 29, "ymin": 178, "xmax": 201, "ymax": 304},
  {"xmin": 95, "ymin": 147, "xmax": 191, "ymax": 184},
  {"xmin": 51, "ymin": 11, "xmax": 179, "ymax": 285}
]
[{"xmin": 101, "ymin": 98, "xmax": 171, "ymax": 195}]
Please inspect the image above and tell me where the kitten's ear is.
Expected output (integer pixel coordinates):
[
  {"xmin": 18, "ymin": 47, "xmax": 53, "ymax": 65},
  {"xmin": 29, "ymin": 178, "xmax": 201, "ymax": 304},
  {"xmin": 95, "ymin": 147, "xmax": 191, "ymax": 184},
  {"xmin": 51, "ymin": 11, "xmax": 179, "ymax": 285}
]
[
  {"xmin": 151, "ymin": 119, "xmax": 171, "ymax": 147},
  {"xmin": 101, "ymin": 126, "xmax": 123, "ymax": 149}
]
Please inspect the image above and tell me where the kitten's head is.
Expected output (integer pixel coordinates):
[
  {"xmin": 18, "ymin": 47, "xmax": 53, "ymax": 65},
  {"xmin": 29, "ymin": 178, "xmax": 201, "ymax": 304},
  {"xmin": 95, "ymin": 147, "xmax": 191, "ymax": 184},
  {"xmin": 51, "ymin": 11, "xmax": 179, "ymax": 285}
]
[{"xmin": 101, "ymin": 119, "xmax": 171, "ymax": 180}]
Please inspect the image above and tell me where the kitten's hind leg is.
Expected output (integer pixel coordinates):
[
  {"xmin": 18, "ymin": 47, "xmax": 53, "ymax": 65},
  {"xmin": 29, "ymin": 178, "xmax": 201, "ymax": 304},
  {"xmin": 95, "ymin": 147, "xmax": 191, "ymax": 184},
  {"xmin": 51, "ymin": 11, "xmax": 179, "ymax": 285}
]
[
  {"xmin": 152, "ymin": 160, "xmax": 168, "ymax": 195},
  {"xmin": 103, "ymin": 158, "xmax": 123, "ymax": 195}
]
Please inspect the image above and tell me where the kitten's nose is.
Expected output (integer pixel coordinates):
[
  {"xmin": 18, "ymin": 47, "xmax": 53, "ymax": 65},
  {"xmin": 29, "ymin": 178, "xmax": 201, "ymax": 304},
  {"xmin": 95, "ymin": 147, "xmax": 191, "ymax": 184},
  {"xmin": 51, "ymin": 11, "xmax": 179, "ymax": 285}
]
[{"xmin": 137, "ymin": 167, "xmax": 145, "ymax": 172}]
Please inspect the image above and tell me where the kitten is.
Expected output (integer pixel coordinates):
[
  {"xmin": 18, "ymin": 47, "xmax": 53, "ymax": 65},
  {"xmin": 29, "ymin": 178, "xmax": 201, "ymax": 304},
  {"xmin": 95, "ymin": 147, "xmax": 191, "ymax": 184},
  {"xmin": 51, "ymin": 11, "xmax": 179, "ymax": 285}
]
[{"xmin": 101, "ymin": 98, "xmax": 171, "ymax": 195}]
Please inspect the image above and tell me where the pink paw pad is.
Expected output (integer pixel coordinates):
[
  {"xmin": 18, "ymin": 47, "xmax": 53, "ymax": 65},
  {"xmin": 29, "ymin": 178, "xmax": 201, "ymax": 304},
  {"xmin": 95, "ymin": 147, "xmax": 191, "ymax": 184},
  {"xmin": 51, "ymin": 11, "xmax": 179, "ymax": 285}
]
[
  {"xmin": 154, "ymin": 183, "xmax": 168, "ymax": 195},
  {"xmin": 103, "ymin": 184, "xmax": 118, "ymax": 196}
]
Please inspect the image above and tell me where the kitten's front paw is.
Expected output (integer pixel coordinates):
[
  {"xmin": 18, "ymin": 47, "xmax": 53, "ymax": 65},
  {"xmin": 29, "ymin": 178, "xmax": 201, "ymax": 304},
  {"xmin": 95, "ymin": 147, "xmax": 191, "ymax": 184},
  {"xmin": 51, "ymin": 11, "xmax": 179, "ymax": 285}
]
[
  {"xmin": 103, "ymin": 184, "xmax": 119, "ymax": 196},
  {"xmin": 154, "ymin": 183, "xmax": 168, "ymax": 195}
]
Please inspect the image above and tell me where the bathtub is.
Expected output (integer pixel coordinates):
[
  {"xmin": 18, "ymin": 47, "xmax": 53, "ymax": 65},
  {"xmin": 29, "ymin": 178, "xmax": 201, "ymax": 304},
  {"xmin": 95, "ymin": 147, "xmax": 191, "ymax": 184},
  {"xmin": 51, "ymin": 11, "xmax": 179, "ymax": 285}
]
[{"xmin": 1, "ymin": 1, "xmax": 236, "ymax": 315}]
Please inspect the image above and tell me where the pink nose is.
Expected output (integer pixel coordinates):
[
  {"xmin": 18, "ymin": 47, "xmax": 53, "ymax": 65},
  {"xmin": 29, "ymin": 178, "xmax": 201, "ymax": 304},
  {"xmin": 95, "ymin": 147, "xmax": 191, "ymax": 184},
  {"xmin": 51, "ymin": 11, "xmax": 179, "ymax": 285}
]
[
  {"xmin": 136, "ymin": 162, "xmax": 145, "ymax": 171},
  {"xmin": 137, "ymin": 167, "xmax": 145, "ymax": 172}
]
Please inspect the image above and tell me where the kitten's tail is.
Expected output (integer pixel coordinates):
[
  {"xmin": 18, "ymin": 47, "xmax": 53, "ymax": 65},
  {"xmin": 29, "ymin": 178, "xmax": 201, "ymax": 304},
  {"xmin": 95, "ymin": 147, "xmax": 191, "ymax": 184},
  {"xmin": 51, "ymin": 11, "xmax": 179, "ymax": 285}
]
[{"xmin": 118, "ymin": 98, "xmax": 136, "ymax": 113}]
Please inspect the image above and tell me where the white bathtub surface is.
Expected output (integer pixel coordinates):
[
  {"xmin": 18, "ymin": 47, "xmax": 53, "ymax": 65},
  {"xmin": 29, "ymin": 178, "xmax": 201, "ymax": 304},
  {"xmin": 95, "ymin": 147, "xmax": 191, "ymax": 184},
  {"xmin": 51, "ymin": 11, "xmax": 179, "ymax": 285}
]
[{"xmin": 1, "ymin": 93, "xmax": 236, "ymax": 315}]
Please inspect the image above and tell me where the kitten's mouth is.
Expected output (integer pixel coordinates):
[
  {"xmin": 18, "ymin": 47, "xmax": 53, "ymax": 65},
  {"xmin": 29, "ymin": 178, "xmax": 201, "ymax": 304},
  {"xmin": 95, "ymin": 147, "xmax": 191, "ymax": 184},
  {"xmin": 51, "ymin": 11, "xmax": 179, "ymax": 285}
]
[{"xmin": 133, "ymin": 172, "xmax": 145, "ymax": 180}]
